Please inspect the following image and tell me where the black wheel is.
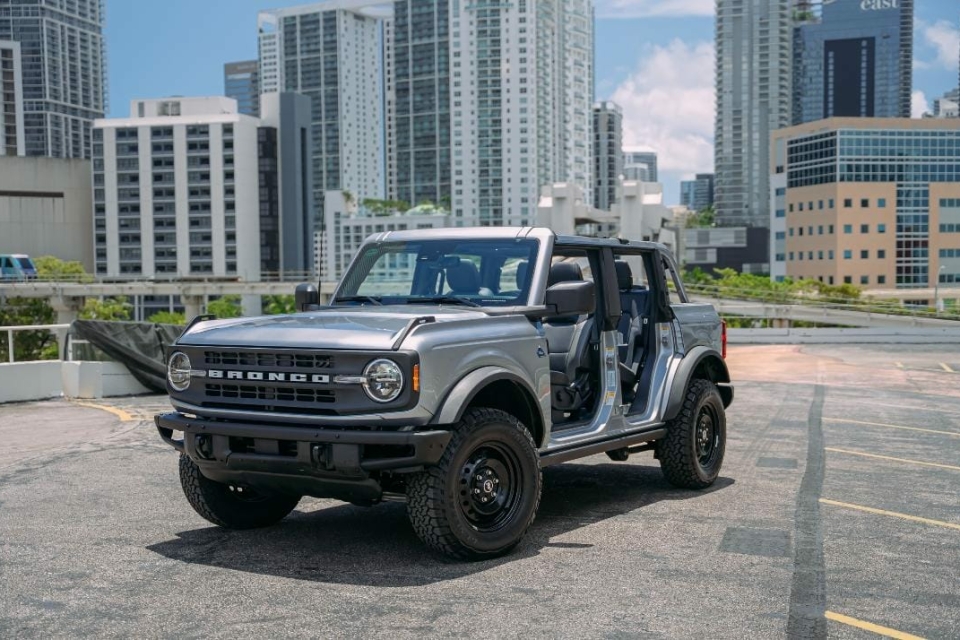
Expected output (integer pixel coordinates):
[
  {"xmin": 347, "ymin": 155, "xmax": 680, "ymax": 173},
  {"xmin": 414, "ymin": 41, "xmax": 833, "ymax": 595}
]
[
  {"xmin": 178, "ymin": 454, "xmax": 300, "ymax": 529},
  {"xmin": 658, "ymin": 379, "xmax": 726, "ymax": 489},
  {"xmin": 407, "ymin": 408, "xmax": 541, "ymax": 560}
]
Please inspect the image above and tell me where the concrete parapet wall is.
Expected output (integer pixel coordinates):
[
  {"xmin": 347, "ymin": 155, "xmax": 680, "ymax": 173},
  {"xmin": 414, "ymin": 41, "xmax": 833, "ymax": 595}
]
[
  {"xmin": 729, "ymin": 327, "xmax": 960, "ymax": 344},
  {"xmin": 0, "ymin": 361, "xmax": 151, "ymax": 404}
]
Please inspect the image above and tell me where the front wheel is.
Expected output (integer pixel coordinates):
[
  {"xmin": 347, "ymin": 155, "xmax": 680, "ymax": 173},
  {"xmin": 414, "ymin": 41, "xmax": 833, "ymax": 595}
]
[
  {"xmin": 658, "ymin": 379, "xmax": 726, "ymax": 489},
  {"xmin": 407, "ymin": 408, "xmax": 542, "ymax": 560},
  {"xmin": 178, "ymin": 454, "xmax": 300, "ymax": 529}
]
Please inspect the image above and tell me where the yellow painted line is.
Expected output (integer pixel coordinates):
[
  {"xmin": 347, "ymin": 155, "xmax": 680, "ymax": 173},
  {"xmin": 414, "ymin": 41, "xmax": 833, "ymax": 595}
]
[
  {"xmin": 940, "ymin": 362, "xmax": 955, "ymax": 373},
  {"xmin": 826, "ymin": 447, "xmax": 960, "ymax": 472},
  {"xmin": 820, "ymin": 498, "xmax": 960, "ymax": 532},
  {"xmin": 823, "ymin": 417, "xmax": 960, "ymax": 438},
  {"xmin": 895, "ymin": 361, "xmax": 904, "ymax": 369},
  {"xmin": 825, "ymin": 611, "xmax": 926, "ymax": 640},
  {"xmin": 71, "ymin": 401, "xmax": 136, "ymax": 422}
]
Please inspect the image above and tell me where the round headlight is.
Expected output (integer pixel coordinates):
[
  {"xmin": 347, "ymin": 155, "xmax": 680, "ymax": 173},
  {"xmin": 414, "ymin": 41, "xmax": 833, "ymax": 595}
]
[
  {"xmin": 167, "ymin": 351, "xmax": 192, "ymax": 392},
  {"xmin": 362, "ymin": 358, "xmax": 404, "ymax": 403}
]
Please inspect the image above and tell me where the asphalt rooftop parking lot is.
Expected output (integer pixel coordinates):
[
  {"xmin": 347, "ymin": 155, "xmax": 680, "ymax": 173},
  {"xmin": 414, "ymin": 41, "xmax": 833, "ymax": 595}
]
[{"xmin": 2, "ymin": 344, "xmax": 959, "ymax": 639}]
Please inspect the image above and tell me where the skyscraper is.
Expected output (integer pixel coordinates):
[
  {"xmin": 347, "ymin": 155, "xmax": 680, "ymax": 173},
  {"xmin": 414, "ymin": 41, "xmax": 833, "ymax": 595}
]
[
  {"xmin": 622, "ymin": 148, "xmax": 657, "ymax": 182},
  {"xmin": 385, "ymin": 0, "xmax": 451, "ymax": 209},
  {"xmin": 592, "ymin": 101, "xmax": 622, "ymax": 211},
  {"xmin": 680, "ymin": 173, "xmax": 715, "ymax": 212},
  {"xmin": 224, "ymin": 60, "xmax": 260, "ymax": 117},
  {"xmin": 258, "ymin": 2, "xmax": 386, "ymax": 218},
  {"xmin": 0, "ymin": 40, "xmax": 24, "ymax": 156},
  {"xmin": 447, "ymin": 0, "xmax": 595, "ymax": 226},
  {"xmin": 714, "ymin": 0, "xmax": 792, "ymax": 228},
  {"xmin": 0, "ymin": 0, "xmax": 106, "ymax": 158},
  {"xmin": 792, "ymin": 0, "xmax": 912, "ymax": 124}
]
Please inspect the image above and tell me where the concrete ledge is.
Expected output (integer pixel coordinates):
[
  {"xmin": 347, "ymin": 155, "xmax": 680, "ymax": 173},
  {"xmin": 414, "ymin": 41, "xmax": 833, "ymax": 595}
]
[
  {"xmin": 0, "ymin": 361, "xmax": 151, "ymax": 404},
  {"xmin": 729, "ymin": 327, "xmax": 960, "ymax": 344}
]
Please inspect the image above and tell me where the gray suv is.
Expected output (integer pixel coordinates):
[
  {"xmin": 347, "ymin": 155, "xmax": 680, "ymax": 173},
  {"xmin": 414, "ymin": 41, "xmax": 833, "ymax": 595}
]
[{"xmin": 156, "ymin": 227, "xmax": 733, "ymax": 559}]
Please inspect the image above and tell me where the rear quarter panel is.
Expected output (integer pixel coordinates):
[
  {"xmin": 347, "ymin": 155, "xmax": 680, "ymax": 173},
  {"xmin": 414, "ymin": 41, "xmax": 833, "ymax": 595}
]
[{"xmin": 671, "ymin": 303, "xmax": 722, "ymax": 352}]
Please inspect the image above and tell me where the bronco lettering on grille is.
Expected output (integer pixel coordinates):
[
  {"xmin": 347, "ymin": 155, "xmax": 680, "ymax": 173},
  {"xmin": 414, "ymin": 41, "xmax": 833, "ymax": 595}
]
[{"xmin": 206, "ymin": 370, "xmax": 330, "ymax": 384}]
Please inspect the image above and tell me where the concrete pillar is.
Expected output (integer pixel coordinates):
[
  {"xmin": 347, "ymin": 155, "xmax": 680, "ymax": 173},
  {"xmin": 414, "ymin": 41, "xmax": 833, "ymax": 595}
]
[
  {"xmin": 49, "ymin": 296, "xmax": 84, "ymax": 325},
  {"xmin": 771, "ymin": 318, "xmax": 792, "ymax": 329},
  {"xmin": 182, "ymin": 295, "xmax": 204, "ymax": 321},
  {"xmin": 241, "ymin": 294, "xmax": 262, "ymax": 317}
]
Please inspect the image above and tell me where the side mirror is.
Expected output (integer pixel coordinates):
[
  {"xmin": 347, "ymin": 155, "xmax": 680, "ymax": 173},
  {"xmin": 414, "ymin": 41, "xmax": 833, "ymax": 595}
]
[
  {"xmin": 545, "ymin": 280, "xmax": 595, "ymax": 317},
  {"xmin": 294, "ymin": 283, "xmax": 319, "ymax": 312}
]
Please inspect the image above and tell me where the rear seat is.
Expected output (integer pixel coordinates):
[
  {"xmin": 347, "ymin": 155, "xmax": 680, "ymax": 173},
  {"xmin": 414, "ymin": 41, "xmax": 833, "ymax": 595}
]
[{"xmin": 614, "ymin": 261, "xmax": 649, "ymax": 385}]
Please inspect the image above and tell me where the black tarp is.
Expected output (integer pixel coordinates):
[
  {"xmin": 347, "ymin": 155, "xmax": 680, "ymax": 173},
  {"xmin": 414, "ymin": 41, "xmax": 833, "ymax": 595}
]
[{"xmin": 71, "ymin": 320, "xmax": 184, "ymax": 393}]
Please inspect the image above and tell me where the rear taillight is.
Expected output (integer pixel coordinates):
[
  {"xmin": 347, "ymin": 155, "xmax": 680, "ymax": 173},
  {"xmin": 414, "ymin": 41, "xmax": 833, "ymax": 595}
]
[{"xmin": 721, "ymin": 319, "xmax": 727, "ymax": 359}]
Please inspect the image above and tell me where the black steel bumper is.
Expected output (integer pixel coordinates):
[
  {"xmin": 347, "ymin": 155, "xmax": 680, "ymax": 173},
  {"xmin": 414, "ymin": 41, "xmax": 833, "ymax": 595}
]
[{"xmin": 155, "ymin": 412, "xmax": 451, "ymax": 500}]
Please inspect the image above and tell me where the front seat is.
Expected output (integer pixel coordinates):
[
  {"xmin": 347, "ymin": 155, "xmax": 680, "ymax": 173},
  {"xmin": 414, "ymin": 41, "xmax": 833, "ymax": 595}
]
[
  {"xmin": 542, "ymin": 262, "xmax": 596, "ymax": 418},
  {"xmin": 445, "ymin": 260, "xmax": 481, "ymax": 296}
]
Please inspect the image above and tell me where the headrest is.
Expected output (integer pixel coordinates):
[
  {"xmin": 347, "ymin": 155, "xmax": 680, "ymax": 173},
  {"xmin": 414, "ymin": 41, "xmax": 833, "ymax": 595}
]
[
  {"xmin": 548, "ymin": 261, "xmax": 583, "ymax": 286},
  {"xmin": 446, "ymin": 260, "xmax": 480, "ymax": 293},
  {"xmin": 614, "ymin": 261, "xmax": 633, "ymax": 290},
  {"xmin": 515, "ymin": 261, "xmax": 529, "ymax": 289}
]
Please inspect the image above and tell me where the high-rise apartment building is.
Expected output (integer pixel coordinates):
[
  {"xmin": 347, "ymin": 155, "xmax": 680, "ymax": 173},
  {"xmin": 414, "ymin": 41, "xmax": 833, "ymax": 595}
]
[
  {"xmin": 0, "ymin": 0, "xmax": 106, "ymax": 158},
  {"xmin": 258, "ymin": 2, "xmax": 385, "ymax": 221},
  {"xmin": 224, "ymin": 60, "xmax": 260, "ymax": 117},
  {"xmin": 447, "ymin": 0, "xmax": 595, "ymax": 226},
  {"xmin": 593, "ymin": 101, "xmax": 622, "ymax": 211},
  {"xmin": 385, "ymin": 1, "xmax": 451, "ymax": 209},
  {"xmin": 0, "ymin": 40, "xmax": 24, "ymax": 156},
  {"xmin": 93, "ymin": 97, "xmax": 263, "ymax": 280},
  {"xmin": 714, "ymin": 0, "xmax": 792, "ymax": 228},
  {"xmin": 680, "ymin": 173, "xmax": 715, "ymax": 212},
  {"xmin": 770, "ymin": 118, "xmax": 960, "ymax": 291},
  {"xmin": 792, "ymin": 0, "xmax": 912, "ymax": 124},
  {"xmin": 622, "ymin": 148, "xmax": 657, "ymax": 183}
]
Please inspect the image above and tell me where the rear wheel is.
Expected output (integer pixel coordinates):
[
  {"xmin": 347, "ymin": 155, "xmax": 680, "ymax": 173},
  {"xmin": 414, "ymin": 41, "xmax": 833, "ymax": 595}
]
[
  {"xmin": 178, "ymin": 454, "xmax": 300, "ymax": 529},
  {"xmin": 658, "ymin": 379, "xmax": 726, "ymax": 489},
  {"xmin": 407, "ymin": 408, "xmax": 541, "ymax": 560}
]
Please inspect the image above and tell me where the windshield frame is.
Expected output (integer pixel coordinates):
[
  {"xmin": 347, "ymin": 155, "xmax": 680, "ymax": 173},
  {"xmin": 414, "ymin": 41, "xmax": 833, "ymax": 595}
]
[{"xmin": 332, "ymin": 237, "xmax": 544, "ymax": 309}]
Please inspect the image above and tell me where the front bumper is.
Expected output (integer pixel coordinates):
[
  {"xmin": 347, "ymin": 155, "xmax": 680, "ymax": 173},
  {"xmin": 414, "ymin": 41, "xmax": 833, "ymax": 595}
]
[{"xmin": 155, "ymin": 412, "xmax": 451, "ymax": 500}]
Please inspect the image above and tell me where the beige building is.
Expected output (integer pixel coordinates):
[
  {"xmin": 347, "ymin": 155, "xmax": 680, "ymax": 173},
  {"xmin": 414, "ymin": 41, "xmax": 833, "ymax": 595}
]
[
  {"xmin": 770, "ymin": 118, "xmax": 960, "ymax": 296},
  {"xmin": 0, "ymin": 157, "xmax": 94, "ymax": 270}
]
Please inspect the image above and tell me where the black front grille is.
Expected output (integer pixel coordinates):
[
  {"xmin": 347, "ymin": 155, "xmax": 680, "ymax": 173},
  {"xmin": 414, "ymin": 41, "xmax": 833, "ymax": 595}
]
[
  {"xmin": 204, "ymin": 350, "xmax": 334, "ymax": 369},
  {"xmin": 206, "ymin": 383, "xmax": 336, "ymax": 404}
]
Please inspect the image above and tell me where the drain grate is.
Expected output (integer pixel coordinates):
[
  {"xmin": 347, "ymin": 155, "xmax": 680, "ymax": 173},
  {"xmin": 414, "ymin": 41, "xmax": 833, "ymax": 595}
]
[
  {"xmin": 720, "ymin": 527, "xmax": 792, "ymax": 557},
  {"xmin": 757, "ymin": 457, "xmax": 798, "ymax": 469}
]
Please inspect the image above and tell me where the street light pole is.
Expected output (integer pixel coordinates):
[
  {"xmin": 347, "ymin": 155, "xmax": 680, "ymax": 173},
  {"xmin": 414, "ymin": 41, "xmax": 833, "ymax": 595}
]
[{"xmin": 934, "ymin": 265, "xmax": 945, "ymax": 314}]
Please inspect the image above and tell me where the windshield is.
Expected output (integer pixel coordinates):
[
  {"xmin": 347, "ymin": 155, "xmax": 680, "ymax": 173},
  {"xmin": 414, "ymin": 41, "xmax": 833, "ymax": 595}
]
[
  {"xmin": 15, "ymin": 257, "xmax": 36, "ymax": 271},
  {"xmin": 335, "ymin": 239, "xmax": 539, "ymax": 307}
]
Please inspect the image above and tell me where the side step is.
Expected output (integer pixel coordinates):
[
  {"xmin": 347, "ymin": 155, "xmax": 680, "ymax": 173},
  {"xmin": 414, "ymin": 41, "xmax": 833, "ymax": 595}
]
[{"xmin": 540, "ymin": 427, "xmax": 666, "ymax": 467}]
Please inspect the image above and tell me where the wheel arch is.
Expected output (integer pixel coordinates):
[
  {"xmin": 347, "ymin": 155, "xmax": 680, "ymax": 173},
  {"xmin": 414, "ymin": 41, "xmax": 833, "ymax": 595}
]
[
  {"xmin": 432, "ymin": 367, "xmax": 546, "ymax": 448},
  {"xmin": 663, "ymin": 347, "xmax": 732, "ymax": 421}
]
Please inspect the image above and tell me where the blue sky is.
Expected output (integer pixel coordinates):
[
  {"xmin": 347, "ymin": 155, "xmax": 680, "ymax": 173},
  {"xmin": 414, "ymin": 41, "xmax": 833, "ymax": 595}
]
[{"xmin": 105, "ymin": 0, "xmax": 960, "ymax": 205}]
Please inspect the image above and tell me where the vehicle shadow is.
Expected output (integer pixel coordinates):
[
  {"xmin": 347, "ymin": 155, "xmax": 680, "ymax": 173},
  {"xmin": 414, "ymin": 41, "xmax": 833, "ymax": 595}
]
[{"xmin": 146, "ymin": 461, "xmax": 734, "ymax": 587}]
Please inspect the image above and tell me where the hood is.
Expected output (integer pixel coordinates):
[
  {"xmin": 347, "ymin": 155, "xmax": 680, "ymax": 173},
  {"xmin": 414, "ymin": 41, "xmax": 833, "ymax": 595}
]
[{"xmin": 177, "ymin": 305, "xmax": 487, "ymax": 350}]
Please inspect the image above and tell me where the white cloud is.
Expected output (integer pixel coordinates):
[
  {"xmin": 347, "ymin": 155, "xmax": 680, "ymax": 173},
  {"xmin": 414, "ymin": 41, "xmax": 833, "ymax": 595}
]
[
  {"xmin": 611, "ymin": 39, "xmax": 715, "ymax": 175},
  {"xmin": 595, "ymin": 0, "xmax": 713, "ymax": 19},
  {"xmin": 916, "ymin": 19, "xmax": 960, "ymax": 70},
  {"xmin": 911, "ymin": 90, "xmax": 929, "ymax": 119}
]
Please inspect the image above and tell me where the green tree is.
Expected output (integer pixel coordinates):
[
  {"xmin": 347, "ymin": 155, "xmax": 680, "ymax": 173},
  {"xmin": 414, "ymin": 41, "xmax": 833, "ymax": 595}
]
[
  {"xmin": 263, "ymin": 294, "xmax": 296, "ymax": 315},
  {"xmin": 78, "ymin": 296, "xmax": 132, "ymax": 321},
  {"xmin": 147, "ymin": 310, "xmax": 186, "ymax": 325},
  {"xmin": 0, "ymin": 297, "xmax": 58, "ymax": 361},
  {"xmin": 207, "ymin": 295, "xmax": 242, "ymax": 318},
  {"xmin": 33, "ymin": 255, "xmax": 93, "ymax": 282}
]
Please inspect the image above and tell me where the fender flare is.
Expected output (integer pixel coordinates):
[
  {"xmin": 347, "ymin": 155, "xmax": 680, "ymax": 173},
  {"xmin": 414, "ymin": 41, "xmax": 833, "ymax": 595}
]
[
  {"xmin": 432, "ymin": 366, "xmax": 545, "ymax": 432},
  {"xmin": 662, "ymin": 346, "xmax": 733, "ymax": 421}
]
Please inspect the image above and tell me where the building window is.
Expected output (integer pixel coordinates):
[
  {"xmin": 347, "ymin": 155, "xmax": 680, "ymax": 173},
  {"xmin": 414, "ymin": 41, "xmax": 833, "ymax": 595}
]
[
  {"xmin": 843, "ymin": 225, "xmax": 852, "ymax": 234},
  {"xmin": 828, "ymin": 250, "xmax": 834, "ymax": 260},
  {"xmin": 860, "ymin": 275, "xmax": 869, "ymax": 285},
  {"xmin": 789, "ymin": 252, "xmax": 794, "ymax": 261},
  {"xmin": 843, "ymin": 250, "xmax": 852, "ymax": 259},
  {"xmin": 829, "ymin": 199, "xmax": 834, "ymax": 208},
  {"xmin": 789, "ymin": 204, "xmax": 794, "ymax": 212},
  {"xmin": 818, "ymin": 225, "xmax": 823, "ymax": 235},
  {"xmin": 829, "ymin": 225, "xmax": 834, "ymax": 234},
  {"xmin": 799, "ymin": 228, "xmax": 804, "ymax": 236},
  {"xmin": 878, "ymin": 275, "xmax": 885, "ymax": 285},
  {"xmin": 878, "ymin": 224, "xmax": 886, "ymax": 233},
  {"xmin": 878, "ymin": 249, "xmax": 886, "ymax": 259},
  {"xmin": 828, "ymin": 276, "xmax": 834, "ymax": 285},
  {"xmin": 799, "ymin": 202, "xmax": 804, "ymax": 212},
  {"xmin": 844, "ymin": 276, "xmax": 852, "ymax": 284},
  {"xmin": 789, "ymin": 228, "xmax": 794, "ymax": 237},
  {"xmin": 843, "ymin": 199, "xmax": 852, "ymax": 208},
  {"xmin": 818, "ymin": 200, "xmax": 824, "ymax": 210},
  {"xmin": 860, "ymin": 224, "xmax": 869, "ymax": 233},
  {"xmin": 818, "ymin": 251, "xmax": 824, "ymax": 260},
  {"xmin": 860, "ymin": 199, "xmax": 869, "ymax": 208},
  {"xmin": 860, "ymin": 250, "xmax": 869, "ymax": 259},
  {"xmin": 878, "ymin": 198, "xmax": 886, "ymax": 208}
]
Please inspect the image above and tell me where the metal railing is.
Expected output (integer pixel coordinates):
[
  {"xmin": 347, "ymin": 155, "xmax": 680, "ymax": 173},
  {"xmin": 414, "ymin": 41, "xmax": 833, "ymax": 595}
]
[
  {"xmin": 1, "ymin": 271, "xmax": 323, "ymax": 285},
  {"xmin": 0, "ymin": 324, "xmax": 71, "ymax": 364}
]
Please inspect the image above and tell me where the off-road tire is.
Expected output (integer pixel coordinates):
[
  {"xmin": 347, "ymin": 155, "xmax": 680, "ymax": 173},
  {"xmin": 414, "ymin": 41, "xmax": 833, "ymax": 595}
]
[
  {"xmin": 658, "ymin": 378, "xmax": 726, "ymax": 489},
  {"xmin": 178, "ymin": 454, "xmax": 300, "ymax": 529},
  {"xmin": 407, "ymin": 408, "xmax": 541, "ymax": 560}
]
